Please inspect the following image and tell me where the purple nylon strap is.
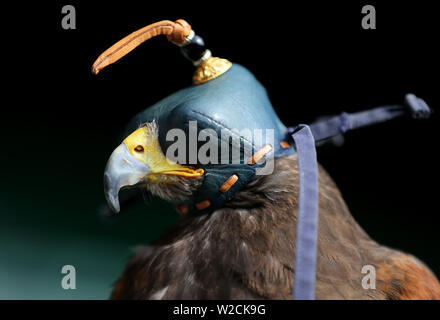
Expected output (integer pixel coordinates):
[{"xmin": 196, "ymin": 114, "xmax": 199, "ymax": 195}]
[
  {"xmin": 289, "ymin": 125, "xmax": 319, "ymax": 300},
  {"xmin": 309, "ymin": 93, "xmax": 431, "ymax": 142},
  {"xmin": 288, "ymin": 94, "xmax": 431, "ymax": 300}
]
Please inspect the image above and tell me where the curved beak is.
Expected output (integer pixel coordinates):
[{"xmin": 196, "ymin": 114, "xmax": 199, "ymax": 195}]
[{"xmin": 104, "ymin": 143, "xmax": 150, "ymax": 213}]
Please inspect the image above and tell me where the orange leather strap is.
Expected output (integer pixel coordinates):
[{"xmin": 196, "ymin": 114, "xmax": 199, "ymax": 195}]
[{"xmin": 92, "ymin": 19, "xmax": 192, "ymax": 74}]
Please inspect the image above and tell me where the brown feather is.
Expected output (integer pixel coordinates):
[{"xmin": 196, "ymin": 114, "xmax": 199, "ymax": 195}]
[{"xmin": 111, "ymin": 155, "xmax": 440, "ymax": 300}]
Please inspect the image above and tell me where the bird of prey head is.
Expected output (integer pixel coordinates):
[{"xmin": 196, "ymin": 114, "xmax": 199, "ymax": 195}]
[
  {"xmin": 104, "ymin": 121, "xmax": 204, "ymax": 212},
  {"xmin": 102, "ymin": 60, "xmax": 294, "ymax": 215}
]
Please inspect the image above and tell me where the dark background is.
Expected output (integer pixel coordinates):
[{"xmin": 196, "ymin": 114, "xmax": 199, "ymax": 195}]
[{"xmin": 1, "ymin": 1, "xmax": 438, "ymax": 298}]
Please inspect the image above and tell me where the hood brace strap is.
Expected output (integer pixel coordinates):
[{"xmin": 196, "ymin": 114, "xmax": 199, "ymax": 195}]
[{"xmin": 289, "ymin": 93, "xmax": 431, "ymax": 300}]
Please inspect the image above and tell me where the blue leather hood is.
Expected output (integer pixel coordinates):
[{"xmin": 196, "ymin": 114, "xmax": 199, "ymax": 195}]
[{"xmin": 125, "ymin": 63, "xmax": 294, "ymax": 214}]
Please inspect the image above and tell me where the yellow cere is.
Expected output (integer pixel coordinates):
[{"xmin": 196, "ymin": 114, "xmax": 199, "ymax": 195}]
[{"xmin": 122, "ymin": 127, "xmax": 204, "ymax": 182}]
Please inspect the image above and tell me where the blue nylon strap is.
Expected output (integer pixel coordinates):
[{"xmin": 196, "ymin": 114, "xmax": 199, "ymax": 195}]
[
  {"xmin": 309, "ymin": 93, "xmax": 431, "ymax": 142},
  {"xmin": 288, "ymin": 125, "xmax": 319, "ymax": 300}
]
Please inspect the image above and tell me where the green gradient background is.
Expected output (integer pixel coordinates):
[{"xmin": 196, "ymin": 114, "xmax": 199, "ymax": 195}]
[{"xmin": 0, "ymin": 125, "xmax": 179, "ymax": 299}]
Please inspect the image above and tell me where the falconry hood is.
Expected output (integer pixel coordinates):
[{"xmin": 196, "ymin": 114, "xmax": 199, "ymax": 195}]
[{"xmin": 93, "ymin": 19, "xmax": 432, "ymax": 300}]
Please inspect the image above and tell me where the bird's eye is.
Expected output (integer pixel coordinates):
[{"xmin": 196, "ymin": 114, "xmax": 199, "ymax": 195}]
[{"xmin": 134, "ymin": 145, "xmax": 144, "ymax": 152}]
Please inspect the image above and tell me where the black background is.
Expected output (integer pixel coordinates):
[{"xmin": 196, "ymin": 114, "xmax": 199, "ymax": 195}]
[{"xmin": 1, "ymin": 1, "xmax": 439, "ymax": 298}]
